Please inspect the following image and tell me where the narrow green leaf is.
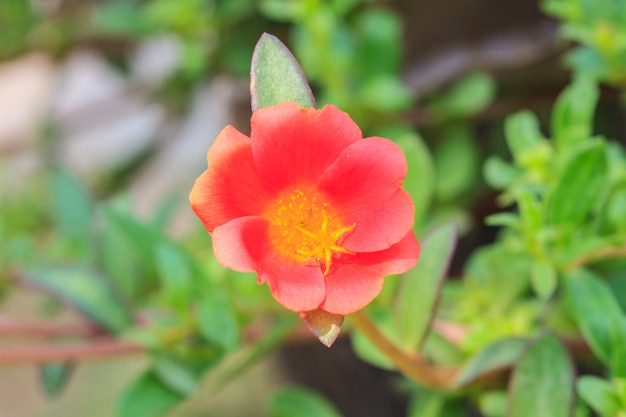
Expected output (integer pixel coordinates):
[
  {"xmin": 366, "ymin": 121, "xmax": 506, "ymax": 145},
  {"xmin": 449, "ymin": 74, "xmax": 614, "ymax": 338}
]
[
  {"xmin": 434, "ymin": 126, "xmax": 479, "ymax": 202},
  {"xmin": 394, "ymin": 131, "xmax": 434, "ymax": 231},
  {"xmin": 116, "ymin": 371, "xmax": 183, "ymax": 417},
  {"xmin": 198, "ymin": 289, "xmax": 240, "ymax": 350},
  {"xmin": 552, "ymin": 77, "xmax": 599, "ymax": 150},
  {"xmin": 51, "ymin": 168, "xmax": 93, "ymax": 242},
  {"xmin": 546, "ymin": 141, "xmax": 607, "ymax": 227},
  {"xmin": 577, "ymin": 376, "xmax": 621, "ymax": 416},
  {"xmin": 39, "ymin": 363, "xmax": 73, "ymax": 396},
  {"xmin": 267, "ymin": 387, "xmax": 342, "ymax": 417},
  {"xmin": 251, "ymin": 33, "xmax": 315, "ymax": 111},
  {"xmin": 395, "ymin": 222, "xmax": 457, "ymax": 351},
  {"xmin": 530, "ymin": 258, "xmax": 557, "ymax": 300},
  {"xmin": 508, "ymin": 332, "xmax": 575, "ymax": 417},
  {"xmin": 20, "ymin": 266, "xmax": 131, "ymax": 332},
  {"xmin": 455, "ymin": 338, "xmax": 527, "ymax": 387},
  {"xmin": 155, "ymin": 243, "xmax": 193, "ymax": 310},
  {"xmin": 565, "ymin": 269, "xmax": 626, "ymax": 364},
  {"xmin": 504, "ymin": 110, "xmax": 544, "ymax": 165},
  {"xmin": 153, "ymin": 356, "xmax": 199, "ymax": 396},
  {"xmin": 431, "ymin": 72, "xmax": 496, "ymax": 119},
  {"xmin": 300, "ymin": 309, "xmax": 343, "ymax": 347}
]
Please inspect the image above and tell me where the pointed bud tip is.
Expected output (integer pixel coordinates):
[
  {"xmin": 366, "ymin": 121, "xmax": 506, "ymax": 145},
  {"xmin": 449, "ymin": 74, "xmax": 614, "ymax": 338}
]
[{"xmin": 300, "ymin": 309, "xmax": 344, "ymax": 347}]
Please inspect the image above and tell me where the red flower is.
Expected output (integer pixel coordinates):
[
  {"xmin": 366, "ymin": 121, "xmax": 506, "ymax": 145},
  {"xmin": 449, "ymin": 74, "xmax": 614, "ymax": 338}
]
[{"xmin": 190, "ymin": 102, "xmax": 419, "ymax": 315}]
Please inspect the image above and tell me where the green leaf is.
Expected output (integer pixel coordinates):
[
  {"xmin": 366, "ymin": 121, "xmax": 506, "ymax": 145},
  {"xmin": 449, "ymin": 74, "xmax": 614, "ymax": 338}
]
[
  {"xmin": 530, "ymin": 258, "xmax": 558, "ymax": 300},
  {"xmin": 431, "ymin": 72, "xmax": 496, "ymax": 119},
  {"xmin": 565, "ymin": 269, "xmax": 626, "ymax": 365},
  {"xmin": 39, "ymin": 363, "xmax": 73, "ymax": 397},
  {"xmin": 504, "ymin": 111, "xmax": 545, "ymax": 165},
  {"xmin": 197, "ymin": 289, "xmax": 240, "ymax": 350},
  {"xmin": 51, "ymin": 168, "xmax": 93, "ymax": 243},
  {"xmin": 546, "ymin": 141, "xmax": 607, "ymax": 227},
  {"xmin": 116, "ymin": 371, "xmax": 183, "ymax": 417},
  {"xmin": 300, "ymin": 309, "xmax": 343, "ymax": 347},
  {"xmin": 455, "ymin": 338, "xmax": 527, "ymax": 387},
  {"xmin": 577, "ymin": 376, "xmax": 621, "ymax": 416},
  {"xmin": 552, "ymin": 77, "xmax": 599, "ymax": 150},
  {"xmin": 251, "ymin": 33, "xmax": 315, "ymax": 111},
  {"xmin": 155, "ymin": 243, "xmax": 193, "ymax": 311},
  {"xmin": 393, "ymin": 131, "xmax": 435, "ymax": 230},
  {"xmin": 20, "ymin": 266, "xmax": 131, "ymax": 333},
  {"xmin": 508, "ymin": 332, "xmax": 575, "ymax": 417},
  {"xmin": 483, "ymin": 156, "xmax": 519, "ymax": 189},
  {"xmin": 267, "ymin": 387, "xmax": 342, "ymax": 417},
  {"xmin": 153, "ymin": 356, "xmax": 199, "ymax": 396},
  {"xmin": 395, "ymin": 222, "xmax": 457, "ymax": 351},
  {"xmin": 434, "ymin": 125, "xmax": 479, "ymax": 202}
]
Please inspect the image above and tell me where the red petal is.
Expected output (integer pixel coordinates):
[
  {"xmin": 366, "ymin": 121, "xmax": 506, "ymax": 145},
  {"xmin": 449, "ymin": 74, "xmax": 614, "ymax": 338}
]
[
  {"xmin": 319, "ymin": 137, "xmax": 414, "ymax": 252},
  {"xmin": 213, "ymin": 216, "xmax": 326, "ymax": 312},
  {"xmin": 250, "ymin": 103, "xmax": 362, "ymax": 193},
  {"xmin": 321, "ymin": 231, "xmax": 420, "ymax": 315},
  {"xmin": 190, "ymin": 126, "xmax": 270, "ymax": 233}
]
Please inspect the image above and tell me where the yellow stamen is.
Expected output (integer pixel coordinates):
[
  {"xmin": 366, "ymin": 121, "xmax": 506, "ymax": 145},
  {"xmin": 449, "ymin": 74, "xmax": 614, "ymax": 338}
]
[{"xmin": 264, "ymin": 186, "xmax": 355, "ymax": 275}]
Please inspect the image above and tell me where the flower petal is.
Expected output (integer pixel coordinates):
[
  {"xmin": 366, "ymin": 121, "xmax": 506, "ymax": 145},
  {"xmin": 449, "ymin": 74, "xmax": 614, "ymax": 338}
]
[
  {"xmin": 250, "ymin": 103, "xmax": 362, "ymax": 193},
  {"xmin": 213, "ymin": 216, "xmax": 326, "ymax": 312},
  {"xmin": 321, "ymin": 231, "xmax": 420, "ymax": 315},
  {"xmin": 190, "ymin": 126, "xmax": 270, "ymax": 233},
  {"xmin": 319, "ymin": 137, "xmax": 415, "ymax": 252}
]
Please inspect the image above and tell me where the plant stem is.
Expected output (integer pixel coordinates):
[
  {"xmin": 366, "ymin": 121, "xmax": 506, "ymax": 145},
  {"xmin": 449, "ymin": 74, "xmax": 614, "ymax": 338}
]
[
  {"xmin": 349, "ymin": 310, "xmax": 456, "ymax": 390},
  {"xmin": 566, "ymin": 244, "xmax": 626, "ymax": 272},
  {"xmin": 0, "ymin": 339, "xmax": 144, "ymax": 364}
]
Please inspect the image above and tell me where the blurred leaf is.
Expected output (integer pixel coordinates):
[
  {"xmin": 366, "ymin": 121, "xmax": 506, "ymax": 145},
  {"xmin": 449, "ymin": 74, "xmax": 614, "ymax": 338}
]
[
  {"xmin": 251, "ymin": 33, "xmax": 316, "ymax": 111},
  {"xmin": 359, "ymin": 75, "xmax": 412, "ymax": 112},
  {"xmin": 39, "ymin": 363, "xmax": 73, "ymax": 397},
  {"xmin": 466, "ymin": 247, "xmax": 531, "ymax": 314},
  {"xmin": 354, "ymin": 9, "xmax": 402, "ymax": 77},
  {"xmin": 431, "ymin": 72, "xmax": 496, "ymax": 119},
  {"xmin": 456, "ymin": 338, "xmax": 527, "ymax": 387},
  {"xmin": 198, "ymin": 289, "xmax": 240, "ymax": 350},
  {"xmin": 20, "ymin": 266, "xmax": 131, "ymax": 333},
  {"xmin": 153, "ymin": 355, "xmax": 199, "ymax": 396},
  {"xmin": 155, "ymin": 243, "xmax": 193, "ymax": 311},
  {"xmin": 51, "ymin": 169, "xmax": 93, "ymax": 243},
  {"xmin": 407, "ymin": 389, "xmax": 465, "ymax": 417},
  {"xmin": 300, "ymin": 309, "xmax": 343, "ymax": 348},
  {"xmin": 207, "ymin": 316, "xmax": 298, "ymax": 391},
  {"xmin": 552, "ymin": 77, "xmax": 599, "ymax": 150},
  {"xmin": 392, "ymin": 130, "xmax": 435, "ymax": 230},
  {"xmin": 484, "ymin": 156, "xmax": 519, "ymax": 189},
  {"xmin": 95, "ymin": 1, "xmax": 152, "ymax": 36},
  {"xmin": 395, "ymin": 222, "xmax": 457, "ymax": 351},
  {"xmin": 577, "ymin": 376, "xmax": 621, "ymax": 416},
  {"xmin": 434, "ymin": 126, "xmax": 479, "ymax": 202},
  {"xmin": 267, "ymin": 387, "xmax": 342, "ymax": 417},
  {"xmin": 258, "ymin": 0, "xmax": 305, "ymax": 21},
  {"xmin": 530, "ymin": 258, "xmax": 558, "ymax": 300},
  {"xmin": 479, "ymin": 391, "xmax": 507, "ymax": 417},
  {"xmin": 504, "ymin": 111, "xmax": 545, "ymax": 165},
  {"xmin": 116, "ymin": 371, "xmax": 183, "ymax": 417},
  {"xmin": 103, "ymin": 208, "xmax": 167, "ymax": 288},
  {"xmin": 546, "ymin": 141, "xmax": 607, "ymax": 227},
  {"xmin": 508, "ymin": 332, "xmax": 574, "ymax": 417},
  {"xmin": 565, "ymin": 269, "xmax": 626, "ymax": 365}
]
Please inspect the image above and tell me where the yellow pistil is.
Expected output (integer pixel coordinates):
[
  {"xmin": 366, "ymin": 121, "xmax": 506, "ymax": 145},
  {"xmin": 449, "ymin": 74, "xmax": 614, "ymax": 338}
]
[{"xmin": 264, "ymin": 186, "xmax": 355, "ymax": 275}]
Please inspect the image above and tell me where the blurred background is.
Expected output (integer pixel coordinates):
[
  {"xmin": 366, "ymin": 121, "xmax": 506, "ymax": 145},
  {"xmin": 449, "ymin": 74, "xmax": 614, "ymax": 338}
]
[{"xmin": 1, "ymin": 0, "xmax": 625, "ymax": 416}]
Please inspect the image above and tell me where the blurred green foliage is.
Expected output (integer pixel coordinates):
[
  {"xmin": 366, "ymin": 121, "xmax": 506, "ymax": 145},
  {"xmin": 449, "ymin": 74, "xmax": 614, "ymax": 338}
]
[
  {"xmin": 543, "ymin": 0, "xmax": 626, "ymax": 86},
  {"xmin": 1, "ymin": 0, "xmax": 626, "ymax": 417}
]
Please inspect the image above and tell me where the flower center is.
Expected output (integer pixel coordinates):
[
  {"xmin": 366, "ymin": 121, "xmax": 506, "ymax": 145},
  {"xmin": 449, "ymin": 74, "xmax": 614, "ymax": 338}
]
[{"xmin": 264, "ymin": 186, "xmax": 355, "ymax": 275}]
